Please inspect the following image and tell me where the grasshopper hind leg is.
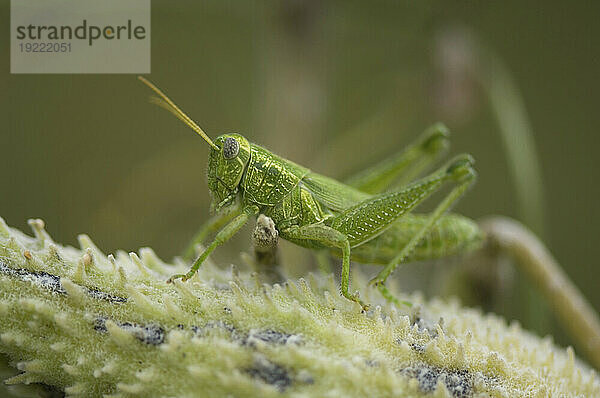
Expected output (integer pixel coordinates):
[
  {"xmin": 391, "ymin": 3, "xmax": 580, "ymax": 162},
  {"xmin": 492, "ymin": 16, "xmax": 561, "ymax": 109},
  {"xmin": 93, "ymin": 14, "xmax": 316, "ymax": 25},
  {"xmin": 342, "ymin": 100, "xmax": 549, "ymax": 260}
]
[
  {"xmin": 325, "ymin": 154, "xmax": 476, "ymax": 308},
  {"xmin": 368, "ymin": 156, "xmax": 477, "ymax": 306},
  {"xmin": 345, "ymin": 123, "xmax": 450, "ymax": 194}
]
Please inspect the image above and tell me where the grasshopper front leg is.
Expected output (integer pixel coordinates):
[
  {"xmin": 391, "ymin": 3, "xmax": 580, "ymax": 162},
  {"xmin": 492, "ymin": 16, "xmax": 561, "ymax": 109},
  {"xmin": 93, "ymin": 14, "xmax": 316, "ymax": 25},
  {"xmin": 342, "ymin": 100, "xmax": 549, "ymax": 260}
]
[
  {"xmin": 181, "ymin": 203, "xmax": 243, "ymax": 261},
  {"xmin": 168, "ymin": 205, "xmax": 259, "ymax": 283}
]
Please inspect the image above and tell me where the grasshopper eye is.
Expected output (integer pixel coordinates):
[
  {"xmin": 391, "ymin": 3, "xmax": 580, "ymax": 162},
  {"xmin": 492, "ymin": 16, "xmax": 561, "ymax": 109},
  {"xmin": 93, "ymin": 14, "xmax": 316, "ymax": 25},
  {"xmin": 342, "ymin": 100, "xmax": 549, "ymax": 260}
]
[{"xmin": 222, "ymin": 137, "xmax": 240, "ymax": 159}]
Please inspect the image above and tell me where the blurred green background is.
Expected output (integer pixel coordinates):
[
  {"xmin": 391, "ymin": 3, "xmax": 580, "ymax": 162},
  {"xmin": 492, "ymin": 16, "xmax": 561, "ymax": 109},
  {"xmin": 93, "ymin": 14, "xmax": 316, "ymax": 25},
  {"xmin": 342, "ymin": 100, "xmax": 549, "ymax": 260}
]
[{"xmin": 2, "ymin": 0, "xmax": 599, "ymax": 367}]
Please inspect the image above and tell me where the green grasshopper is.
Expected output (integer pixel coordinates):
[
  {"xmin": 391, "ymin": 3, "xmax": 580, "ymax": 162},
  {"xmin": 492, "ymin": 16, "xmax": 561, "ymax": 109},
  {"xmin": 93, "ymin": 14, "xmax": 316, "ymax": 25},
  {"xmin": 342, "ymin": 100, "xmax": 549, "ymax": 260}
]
[{"xmin": 139, "ymin": 77, "xmax": 483, "ymax": 310}]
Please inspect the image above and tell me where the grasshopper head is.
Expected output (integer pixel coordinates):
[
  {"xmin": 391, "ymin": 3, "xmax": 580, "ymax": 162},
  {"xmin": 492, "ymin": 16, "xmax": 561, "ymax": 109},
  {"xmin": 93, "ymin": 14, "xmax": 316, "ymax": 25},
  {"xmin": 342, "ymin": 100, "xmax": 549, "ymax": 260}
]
[
  {"xmin": 207, "ymin": 133, "xmax": 251, "ymax": 210},
  {"xmin": 136, "ymin": 78, "xmax": 251, "ymax": 211}
]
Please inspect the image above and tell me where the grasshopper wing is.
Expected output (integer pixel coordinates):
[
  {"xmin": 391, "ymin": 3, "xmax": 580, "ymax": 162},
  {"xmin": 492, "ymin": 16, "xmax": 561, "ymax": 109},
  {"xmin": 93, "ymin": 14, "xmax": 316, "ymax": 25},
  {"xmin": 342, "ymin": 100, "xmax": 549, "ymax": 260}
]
[{"xmin": 302, "ymin": 172, "xmax": 370, "ymax": 213}]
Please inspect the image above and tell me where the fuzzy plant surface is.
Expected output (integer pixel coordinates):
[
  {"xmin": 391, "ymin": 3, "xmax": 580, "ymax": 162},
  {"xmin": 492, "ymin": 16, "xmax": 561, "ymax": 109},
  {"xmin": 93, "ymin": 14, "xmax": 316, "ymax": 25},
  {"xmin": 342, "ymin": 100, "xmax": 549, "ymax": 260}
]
[{"xmin": 0, "ymin": 217, "xmax": 598, "ymax": 398}]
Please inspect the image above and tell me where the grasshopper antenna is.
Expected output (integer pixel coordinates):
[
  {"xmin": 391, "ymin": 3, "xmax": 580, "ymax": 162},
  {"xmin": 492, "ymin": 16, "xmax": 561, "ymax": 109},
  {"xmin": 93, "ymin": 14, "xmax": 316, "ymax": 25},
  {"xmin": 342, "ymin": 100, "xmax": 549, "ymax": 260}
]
[{"xmin": 137, "ymin": 76, "xmax": 219, "ymax": 150}]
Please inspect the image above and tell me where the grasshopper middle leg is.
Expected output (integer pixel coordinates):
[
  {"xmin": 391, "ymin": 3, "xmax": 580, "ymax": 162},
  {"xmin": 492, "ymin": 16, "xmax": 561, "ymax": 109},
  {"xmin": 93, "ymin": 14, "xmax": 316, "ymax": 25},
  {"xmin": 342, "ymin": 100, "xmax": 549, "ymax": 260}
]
[{"xmin": 282, "ymin": 223, "xmax": 365, "ymax": 308}]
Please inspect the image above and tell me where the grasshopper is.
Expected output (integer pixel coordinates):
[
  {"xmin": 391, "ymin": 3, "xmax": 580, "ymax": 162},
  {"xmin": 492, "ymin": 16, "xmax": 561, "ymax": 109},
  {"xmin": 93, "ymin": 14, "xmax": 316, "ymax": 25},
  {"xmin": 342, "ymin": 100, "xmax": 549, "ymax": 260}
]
[{"xmin": 139, "ymin": 77, "xmax": 483, "ymax": 310}]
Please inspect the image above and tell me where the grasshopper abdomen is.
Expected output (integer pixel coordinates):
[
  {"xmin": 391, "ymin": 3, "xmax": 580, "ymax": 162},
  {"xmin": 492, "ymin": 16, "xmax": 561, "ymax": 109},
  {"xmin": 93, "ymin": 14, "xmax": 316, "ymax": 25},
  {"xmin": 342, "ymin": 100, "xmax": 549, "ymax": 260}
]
[{"xmin": 348, "ymin": 213, "xmax": 482, "ymax": 265}]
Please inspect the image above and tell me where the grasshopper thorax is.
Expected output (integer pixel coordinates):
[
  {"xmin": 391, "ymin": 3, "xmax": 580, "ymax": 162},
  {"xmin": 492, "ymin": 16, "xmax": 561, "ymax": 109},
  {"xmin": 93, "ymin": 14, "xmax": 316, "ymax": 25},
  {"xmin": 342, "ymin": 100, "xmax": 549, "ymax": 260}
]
[{"xmin": 207, "ymin": 133, "xmax": 251, "ymax": 210}]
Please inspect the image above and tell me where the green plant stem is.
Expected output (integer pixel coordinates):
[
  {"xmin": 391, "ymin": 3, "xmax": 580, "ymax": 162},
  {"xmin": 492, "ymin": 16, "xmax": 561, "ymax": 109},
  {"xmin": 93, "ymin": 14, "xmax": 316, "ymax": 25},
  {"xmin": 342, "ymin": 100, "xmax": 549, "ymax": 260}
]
[{"xmin": 481, "ymin": 216, "xmax": 600, "ymax": 369}]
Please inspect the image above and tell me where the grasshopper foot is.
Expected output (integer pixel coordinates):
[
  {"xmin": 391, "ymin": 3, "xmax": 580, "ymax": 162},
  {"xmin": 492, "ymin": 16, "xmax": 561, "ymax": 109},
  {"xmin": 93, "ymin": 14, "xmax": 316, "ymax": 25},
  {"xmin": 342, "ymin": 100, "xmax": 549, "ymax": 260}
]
[
  {"xmin": 420, "ymin": 123, "xmax": 450, "ymax": 153},
  {"xmin": 342, "ymin": 290, "xmax": 370, "ymax": 312},
  {"xmin": 369, "ymin": 279, "xmax": 412, "ymax": 308},
  {"xmin": 445, "ymin": 154, "xmax": 476, "ymax": 182}
]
